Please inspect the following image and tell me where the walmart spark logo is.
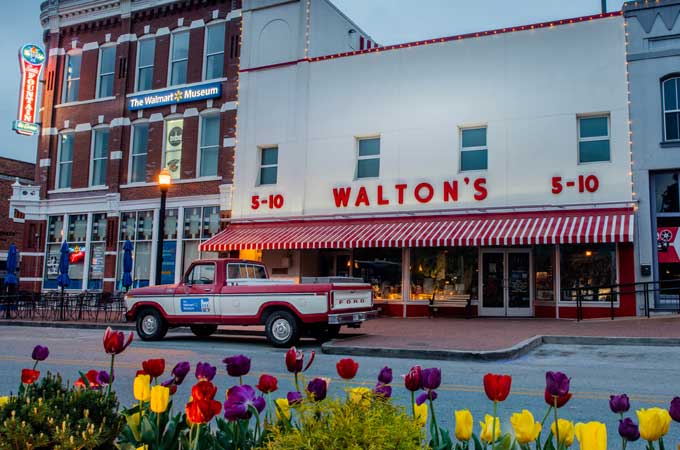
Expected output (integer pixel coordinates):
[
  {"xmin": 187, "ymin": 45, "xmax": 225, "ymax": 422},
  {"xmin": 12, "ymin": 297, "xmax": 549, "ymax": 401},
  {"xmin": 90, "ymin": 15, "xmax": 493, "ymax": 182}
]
[{"xmin": 174, "ymin": 90, "xmax": 183, "ymax": 102}]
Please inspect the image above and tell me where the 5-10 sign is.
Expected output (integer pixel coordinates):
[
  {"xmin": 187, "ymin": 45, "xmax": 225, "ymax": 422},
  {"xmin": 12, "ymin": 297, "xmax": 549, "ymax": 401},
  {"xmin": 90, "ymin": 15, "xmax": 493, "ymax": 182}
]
[
  {"xmin": 251, "ymin": 194, "xmax": 285, "ymax": 210},
  {"xmin": 551, "ymin": 175, "xmax": 599, "ymax": 195}
]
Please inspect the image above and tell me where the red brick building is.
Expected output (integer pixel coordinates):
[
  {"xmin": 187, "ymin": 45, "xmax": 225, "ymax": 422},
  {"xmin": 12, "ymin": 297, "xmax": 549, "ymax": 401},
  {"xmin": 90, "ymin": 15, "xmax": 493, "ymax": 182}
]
[{"xmin": 11, "ymin": 0, "xmax": 242, "ymax": 292}]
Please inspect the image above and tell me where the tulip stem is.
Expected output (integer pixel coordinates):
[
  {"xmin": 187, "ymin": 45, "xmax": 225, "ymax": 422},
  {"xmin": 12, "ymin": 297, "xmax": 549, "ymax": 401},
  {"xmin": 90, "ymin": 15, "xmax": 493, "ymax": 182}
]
[
  {"xmin": 294, "ymin": 373, "xmax": 300, "ymax": 393},
  {"xmin": 553, "ymin": 396, "xmax": 560, "ymax": 449},
  {"xmin": 492, "ymin": 401, "xmax": 498, "ymax": 450},
  {"xmin": 429, "ymin": 396, "xmax": 440, "ymax": 447},
  {"xmin": 410, "ymin": 391, "xmax": 415, "ymax": 419},
  {"xmin": 156, "ymin": 412, "xmax": 161, "ymax": 447},
  {"xmin": 107, "ymin": 354, "xmax": 115, "ymax": 398}
]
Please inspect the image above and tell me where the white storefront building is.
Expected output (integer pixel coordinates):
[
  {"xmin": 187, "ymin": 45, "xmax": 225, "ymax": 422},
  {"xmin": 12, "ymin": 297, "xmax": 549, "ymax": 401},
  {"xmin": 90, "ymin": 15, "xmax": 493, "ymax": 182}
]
[{"xmin": 202, "ymin": 0, "xmax": 637, "ymax": 318}]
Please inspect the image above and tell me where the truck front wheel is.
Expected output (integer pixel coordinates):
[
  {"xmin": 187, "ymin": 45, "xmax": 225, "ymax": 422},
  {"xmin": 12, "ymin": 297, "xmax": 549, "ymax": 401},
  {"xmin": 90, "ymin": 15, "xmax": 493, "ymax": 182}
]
[
  {"xmin": 136, "ymin": 308, "xmax": 168, "ymax": 341},
  {"xmin": 265, "ymin": 310, "xmax": 300, "ymax": 347}
]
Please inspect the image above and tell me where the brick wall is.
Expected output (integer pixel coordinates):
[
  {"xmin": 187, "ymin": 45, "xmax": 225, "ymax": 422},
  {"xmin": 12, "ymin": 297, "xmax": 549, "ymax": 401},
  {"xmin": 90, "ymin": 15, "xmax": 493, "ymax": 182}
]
[{"xmin": 0, "ymin": 157, "xmax": 35, "ymax": 252}]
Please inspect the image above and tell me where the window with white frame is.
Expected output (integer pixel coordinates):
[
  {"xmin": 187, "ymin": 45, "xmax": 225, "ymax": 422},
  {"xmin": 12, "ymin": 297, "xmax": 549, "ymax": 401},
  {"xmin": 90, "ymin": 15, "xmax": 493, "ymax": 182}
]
[
  {"xmin": 663, "ymin": 77, "xmax": 680, "ymax": 141},
  {"xmin": 258, "ymin": 147, "xmax": 278, "ymax": 185},
  {"xmin": 118, "ymin": 210, "xmax": 153, "ymax": 289},
  {"xmin": 57, "ymin": 133, "xmax": 74, "ymax": 189},
  {"xmin": 130, "ymin": 123, "xmax": 149, "ymax": 183},
  {"xmin": 169, "ymin": 31, "xmax": 189, "ymax": 86},
  {"xmin": 136, "ymin": 39, "xmax": 155, "ymax": 91},
  {"xmin": 91, "ymin": 128, "xmax": 109, "ymax": 186},
  {"xmin": 88, "ymin": 213, "xmax": 107, "ymax": 290},
  {"xmin": 199, "ymin": 115, "xmax": 220, "ymax": 177},
  {"xmin": 460, "ymin": 127, "xmax": 488, "ymax": 171},
  {"xmin": 578, "ymin": 115, "xmax": 610, "ymax": 163},
  {"xmin": 356, "ymin": 137, "xmax": 380, "ymax": 179},
  {"xmin": 205, "ymin": 23, "xmax": 225, "ymax": 80},
  {"xmin": 182, "ymin": 206, "xmax": 220, "ymax": 274},
  {"xmin": 62, "ymin": 53, "xmax": 81, "ymax": 103},
  {"xmin": 97, "ymin": 46, "xmax": 116, "ymax": 98}
]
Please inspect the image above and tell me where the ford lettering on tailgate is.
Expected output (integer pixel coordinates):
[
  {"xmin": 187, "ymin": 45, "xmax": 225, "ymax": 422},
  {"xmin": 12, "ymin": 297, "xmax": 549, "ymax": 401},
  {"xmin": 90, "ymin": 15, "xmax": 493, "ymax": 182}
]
[
  {"xmin": 180, "ymin": 297, "xmax": 211, "ymax": 313},
  {"xmin": 333, "ymin": 290, "xmax": 372, "ymax": 310}
]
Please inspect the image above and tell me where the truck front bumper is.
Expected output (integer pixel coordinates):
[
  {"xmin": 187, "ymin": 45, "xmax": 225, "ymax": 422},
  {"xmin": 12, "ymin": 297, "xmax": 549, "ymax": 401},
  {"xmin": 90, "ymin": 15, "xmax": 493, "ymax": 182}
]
[{"xmin": 328, "ymin": 309, "xmax": 380, "ymax": 325}]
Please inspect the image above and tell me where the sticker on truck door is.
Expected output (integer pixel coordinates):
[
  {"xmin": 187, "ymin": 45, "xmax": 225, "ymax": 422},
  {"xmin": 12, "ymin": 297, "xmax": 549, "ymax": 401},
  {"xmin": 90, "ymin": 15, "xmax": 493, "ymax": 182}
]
[{"xmin": 180, "ymin": 297, "xmax": 211, "ymax": 313}]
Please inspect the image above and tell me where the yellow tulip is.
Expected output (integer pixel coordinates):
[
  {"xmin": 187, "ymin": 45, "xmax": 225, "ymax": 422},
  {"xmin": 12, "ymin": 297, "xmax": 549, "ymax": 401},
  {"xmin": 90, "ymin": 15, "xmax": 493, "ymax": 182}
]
[
  {"xmin": 150, "ymin": 385, "xmax": 170, "ymax": 413},
  {"xmin": 0, "ymin": 396, "xmax": 9, "ymax": 408},
  {"xmin": 349, "ymin": 387, "xmax": 371, "ymax": 407},
  {"xmin": 637, "ymin": 407, "xmax": 671, "ymax": 442},
  {"xmin": 510, "ymin": 410, "xmax": 541, "ymax": 444},
  {"xmin": 275, "ymin": 398, "xmax": 291, "ymax": 421},
  {"xmin": 136, "ymin": 446, "xmax": 148, "ymax": 450},
  {"xmin": 479, "ymin": 414, "xmax": 502, "ymax": 443},
  {"xmin": 575, "ymin": 422, "xmax": 607, "ymax": 450},
  {"xmin": 414, "ymin": 402, "xmax": 428, "ymax": 428},
  {"xmin": 454, "ymin": 409, "xmax": 473, "ymax": 441},
  {"xmin": 551, "ymin": 419, "xmax": 575, "ymax": 447},
  {"xmin": 133, "ymin": 374, "xmax": 151, "ymax": 402}
]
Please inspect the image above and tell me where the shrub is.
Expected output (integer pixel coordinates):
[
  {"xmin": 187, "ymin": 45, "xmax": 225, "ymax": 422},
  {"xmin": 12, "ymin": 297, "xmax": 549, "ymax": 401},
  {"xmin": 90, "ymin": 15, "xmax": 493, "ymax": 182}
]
[{"xmin": 0, "ymin": 372, "xmax": 123, "ymax": 450}]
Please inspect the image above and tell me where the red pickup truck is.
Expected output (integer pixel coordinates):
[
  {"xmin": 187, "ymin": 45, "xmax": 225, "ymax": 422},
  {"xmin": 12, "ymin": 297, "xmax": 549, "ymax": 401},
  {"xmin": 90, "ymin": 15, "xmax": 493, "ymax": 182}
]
[{"xmin": 124, "ymin": 258, "xmax": 378, "ymax": 346}]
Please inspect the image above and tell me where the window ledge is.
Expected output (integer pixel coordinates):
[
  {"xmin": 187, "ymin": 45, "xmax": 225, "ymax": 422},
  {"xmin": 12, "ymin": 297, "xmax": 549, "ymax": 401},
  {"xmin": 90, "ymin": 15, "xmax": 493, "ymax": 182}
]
[
  {"xmin": 660, "ymin": 141, "xmax": 680, "ymax": 148},
  {"xmin": 120, "ymin": 176, "xmax": 222, "ymax": 188},
  {"xmin": 48, "ymin": 186, "xmax": 109, "ymax": 194},
  {"xmin": 55, "ymin": 96, "xmax": 116, "ymax": 108}
]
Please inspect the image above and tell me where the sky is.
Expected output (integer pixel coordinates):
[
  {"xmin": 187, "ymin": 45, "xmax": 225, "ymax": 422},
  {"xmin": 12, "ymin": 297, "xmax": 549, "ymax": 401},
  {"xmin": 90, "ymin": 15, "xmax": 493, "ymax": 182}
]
[{"xmin": 0, "ymin": 0, "xmax": 626, "ymax": 164}]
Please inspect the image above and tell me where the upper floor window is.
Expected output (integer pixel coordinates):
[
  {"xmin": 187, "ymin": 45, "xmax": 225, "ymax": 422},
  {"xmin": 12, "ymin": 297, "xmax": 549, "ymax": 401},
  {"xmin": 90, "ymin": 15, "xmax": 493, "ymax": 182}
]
[
  {"xmin": 258, "ymin": 147, "xmax": 278, "ymax": 185},
  {"xmin": 460, "ymin": 127, "xmax": 488, "ymax": 171},
  {"xmin": 205, "ymin": 23, "xmax": 225, "ymax": 80},
  {"xmin": 170, "ymin": 31, "xmax": 189, "ymax": 86},
  {"xmin": 57, "ymin": 133, "xmax": 74, "ymax": 189},
  {"xmin": 62, "ymin": 54, "xmax": 81, "ymax": 103},
  {"xmin": 663, "ymin": 77, "xmax": 680, "ymax": 141},
  {"xmin": 578, "ymin": 115, "xmax": 610, "ymax": 163},
  {"xmin": 130, "ymin": 123, "xmax": 149, "ymax": 183},
  {"xmin": 136, "ymin": 39, "xmax": 155, "ymax": 91},
  {"xmin": 199, "ymin": 115, "xmax": 220, "ymax": 177},
  {"xmin": 90, "ymin": 128, "xmax": 110, "ymax": 186},
  {"xmin": 97, "ymin": 46, "xmax": 116, "ymax": 98},
  {"xmin": 356, "ymin": 137, "xmax": 380, "ymax": 179}
]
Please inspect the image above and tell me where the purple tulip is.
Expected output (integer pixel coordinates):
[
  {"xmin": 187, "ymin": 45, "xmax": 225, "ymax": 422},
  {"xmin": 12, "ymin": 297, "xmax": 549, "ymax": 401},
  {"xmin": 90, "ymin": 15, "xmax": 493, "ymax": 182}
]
[
  {"xmin": 670, "ymin": 397, "xmax": 680, "ymax": 422},
  {"xmin": 307, "ymin": 378, "xmax": 328, "ymax": 401},
  {"xmin": 374, "ymin": 383, "xmax": 392, "ymax": 398},
  {"xmin": 287, "ymin": 391, "xmax": 303, "ymax": 405},
  {"xmin": 96, "ymin": 370, "xmax": 111, "ymax": 386},
  {"xmin": 195, "ymin": 362, "xmax": 217, "ymax": 381},
  {"xmin": 422, "ymin": 368, "xmax": 442, "ymax": 390},
  {"xmin": 31, "ymin": 345, "xmax": 49, "ymax": 361},
  {"xmin": 223, "ymin": 354, "xmax": 251, "ymax": 378},
  {"xmin": 223, "ymin": 385, "xmax": 265, "ymax": 421},
  {"xmin": 416, "ymin": 390, "xmax": 438, "ymax": 405},
  {"xmin": 545, "ymin": 371, "xmax": 570, "ymax": 397},
  {"xmin": 378, "ymin": 366, "xmax": 393, "ymax": 384},
  {"xmin": 618, "ymin": 418, "xmax": 640, "ymax": 442},
  {"xmin": 172, "ymin": 361, "xmax": 191, "ymax": 385},
  {"xmin": 609, "ymin": 394, "xmax": 631, "ymax": 414}
]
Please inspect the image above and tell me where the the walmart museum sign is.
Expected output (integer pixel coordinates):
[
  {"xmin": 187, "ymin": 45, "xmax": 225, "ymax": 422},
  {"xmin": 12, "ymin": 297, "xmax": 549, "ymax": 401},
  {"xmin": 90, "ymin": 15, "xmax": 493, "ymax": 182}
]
[{"xmin": 128, "ymin": 82, "xmax": 222, "ymax": 111}]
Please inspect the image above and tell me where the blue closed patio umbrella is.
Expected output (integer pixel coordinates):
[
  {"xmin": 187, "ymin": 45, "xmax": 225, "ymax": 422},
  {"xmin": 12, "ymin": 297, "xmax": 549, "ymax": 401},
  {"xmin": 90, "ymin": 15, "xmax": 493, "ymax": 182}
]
[
  {"xmin": 5, "ymin": 243, "xmax": 19, "ymax": 289},
  {"xmin": 122, "ymin": 240, "xmax": 133, "ymax": 291},
  {"xmin": 56, "ymin": 241, "xmax": 70, "ymax": 320}
]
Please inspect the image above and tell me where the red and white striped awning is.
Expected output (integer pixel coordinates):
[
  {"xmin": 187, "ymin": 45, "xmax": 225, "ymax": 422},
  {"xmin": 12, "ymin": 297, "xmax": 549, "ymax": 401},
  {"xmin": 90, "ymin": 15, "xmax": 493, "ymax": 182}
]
[{"xmin": 199, "ymin": 208, "xmax": 634, "ymax": 252}]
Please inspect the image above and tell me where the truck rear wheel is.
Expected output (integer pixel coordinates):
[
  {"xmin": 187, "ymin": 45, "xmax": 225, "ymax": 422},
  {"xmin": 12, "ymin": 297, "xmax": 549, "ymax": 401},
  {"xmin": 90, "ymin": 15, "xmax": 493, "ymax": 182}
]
[
  {"xmin": 136, "ymin": 308, "xmax": 168, "ymax": 341},
  {"xmin": 191, "ymin": 324, "xmax": 218, "ymax": 338},
  {"xmin": 265, "ymin": 310, "xmax": 300, "ymax": 347}
]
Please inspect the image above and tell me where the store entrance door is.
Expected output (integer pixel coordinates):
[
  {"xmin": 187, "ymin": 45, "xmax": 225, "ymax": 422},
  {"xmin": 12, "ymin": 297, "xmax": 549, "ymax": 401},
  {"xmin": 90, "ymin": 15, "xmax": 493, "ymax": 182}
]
[
  {"xmin": 319, "ymin": 251, "xmax": 352, "ymax": 277},
  {"xmin": 479, "ymin": 249, "xmax": 533, "ymax": 317}
]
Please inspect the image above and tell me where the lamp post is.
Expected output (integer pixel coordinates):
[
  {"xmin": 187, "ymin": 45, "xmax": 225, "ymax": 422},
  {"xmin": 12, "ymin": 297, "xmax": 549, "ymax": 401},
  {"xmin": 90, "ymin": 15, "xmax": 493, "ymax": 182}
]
[{"xmin": 154, "ymin": 168, "xmax": 171, "ymax": 285}]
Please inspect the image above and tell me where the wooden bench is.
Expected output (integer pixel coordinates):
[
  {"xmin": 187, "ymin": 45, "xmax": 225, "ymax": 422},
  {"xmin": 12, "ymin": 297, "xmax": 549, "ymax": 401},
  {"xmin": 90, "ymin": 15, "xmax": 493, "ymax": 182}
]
[{"xmin": 428, "ymin": 294, "xmax": 472, "ymax": 318}]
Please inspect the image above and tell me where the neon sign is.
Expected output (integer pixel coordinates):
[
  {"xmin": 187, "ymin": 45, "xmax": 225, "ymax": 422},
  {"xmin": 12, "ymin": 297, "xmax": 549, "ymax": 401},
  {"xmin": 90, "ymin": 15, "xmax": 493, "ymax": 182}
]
[{"xmin": 13, "ymin": 44, "xmax": 45, "ymax": 136}]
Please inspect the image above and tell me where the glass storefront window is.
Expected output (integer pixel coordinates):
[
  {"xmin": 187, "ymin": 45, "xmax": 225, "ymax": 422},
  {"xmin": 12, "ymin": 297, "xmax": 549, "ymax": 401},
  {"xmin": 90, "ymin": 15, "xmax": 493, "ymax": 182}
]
[
  {"xmin": 655, "ymin": 172, "xmax": 679, "ymax": 213},
  {"xmin": 560, "ymin": 244, "xmax": 616, "ymax": 301},
  {"xmin": 88, "ymin": 213, "xmax": 107, "ymax": 290},
  {"xmin": 352, "ymin": 248, "xmax": 402, "ymax": 301},
  {"xmin": 137, "ymin": 211, "xmax": 154, "ymax": 241},
  {"xmin": 120, "ymin": 212, "xmax": 136, "ymax": 241},
  {"xmin": 118, "ymin": 210, "xmax": 154, "ymax": 289},
  {"xmin": 410, "ymin": 248, "xmax": 478, "ymax": 301},
  {"xmin": 535, "ymin": 246, "xmax": 555, "ymax": 301},
  {"xmin": 181, "ymin": 206, "xmax": 220, "ymax": 274},
  {"xmin": 67, "ymin": 214, "xmax": 87, "ymax": 242},
  {"xmin": 47, "ymin": 216, "xmax": 64, "ymax": 243}
]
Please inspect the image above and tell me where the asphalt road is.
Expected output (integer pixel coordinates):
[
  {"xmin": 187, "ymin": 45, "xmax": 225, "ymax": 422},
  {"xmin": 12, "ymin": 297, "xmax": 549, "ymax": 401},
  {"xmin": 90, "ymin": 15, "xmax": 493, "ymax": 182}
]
[{"xmin": 0, "ymin": 325, "xmax": 678, "ymax": 448}]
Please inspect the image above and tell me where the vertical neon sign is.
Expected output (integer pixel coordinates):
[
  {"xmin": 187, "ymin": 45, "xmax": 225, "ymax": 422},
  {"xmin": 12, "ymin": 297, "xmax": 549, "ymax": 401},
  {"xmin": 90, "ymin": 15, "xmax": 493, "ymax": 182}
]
[{"xmin": 13, "ymin": 44, "xmax": 45, "ymax": 136}]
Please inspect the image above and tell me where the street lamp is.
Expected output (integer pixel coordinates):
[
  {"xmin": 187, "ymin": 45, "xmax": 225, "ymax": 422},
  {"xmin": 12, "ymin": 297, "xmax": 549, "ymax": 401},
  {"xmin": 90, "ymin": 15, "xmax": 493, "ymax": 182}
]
[{"xmin": 154, "ymin": 168, "xmax": 171, "ymax": 285}]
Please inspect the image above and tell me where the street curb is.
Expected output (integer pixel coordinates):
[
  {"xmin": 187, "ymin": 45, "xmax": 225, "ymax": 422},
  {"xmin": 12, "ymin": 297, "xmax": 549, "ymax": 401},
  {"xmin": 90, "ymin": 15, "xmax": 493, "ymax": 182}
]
[{"xmin": 321, "ymin": 334, "xmax": 680, "ymax": 361}]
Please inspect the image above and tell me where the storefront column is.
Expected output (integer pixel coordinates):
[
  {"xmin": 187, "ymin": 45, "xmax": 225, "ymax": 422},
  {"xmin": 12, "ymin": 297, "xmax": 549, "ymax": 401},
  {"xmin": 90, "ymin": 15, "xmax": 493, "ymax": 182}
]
[
  {"xmin": 401, "ymin": 247, "xmax": 410, "ymax": 318},
  {"xmin": 174, "ymin": 207, "xmax": 185, "ymax": 283},
  {"xmin": 150, "ymin": 209, "xmax": 160, "ymax": 286},
  {"xmin": 555, "ymin": 245, "xmax": 561, "ymax": 319}
]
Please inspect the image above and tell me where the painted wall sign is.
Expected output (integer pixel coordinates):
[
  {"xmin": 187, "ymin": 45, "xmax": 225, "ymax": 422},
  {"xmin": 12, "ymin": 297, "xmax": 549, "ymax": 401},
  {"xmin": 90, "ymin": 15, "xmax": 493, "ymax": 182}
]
[
  {"xmin": 551, "ymin": 175, "xmax": 600, "ymax": 195},
  {"xmin": 164, "ymin": 119, "xmax": 183, "ymax": 179},
  {"xmin": 658, "ymin": 227, "xmax": 680, "ymax": 264},
  {"xmin": 127, "ymin": 82, "xmax": 222, "ymax": 111},
  {"xmin": 13, "ymin": 44, "xmax": 45, "ymax": 136}
]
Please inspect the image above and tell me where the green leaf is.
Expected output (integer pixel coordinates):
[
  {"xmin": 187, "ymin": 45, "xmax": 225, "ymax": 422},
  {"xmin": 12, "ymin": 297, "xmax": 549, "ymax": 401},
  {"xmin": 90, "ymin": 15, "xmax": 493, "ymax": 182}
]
[
  {"xmin": 496, "ymin": 434, "xmax": 513, "ymax": 450},
  {"xmin": 140, "ymin": 414, "xmax": 157, "ymax": 443},
  {"xmin": 472, "ymin": 434, "xmax": 484, "ymax": 450}
]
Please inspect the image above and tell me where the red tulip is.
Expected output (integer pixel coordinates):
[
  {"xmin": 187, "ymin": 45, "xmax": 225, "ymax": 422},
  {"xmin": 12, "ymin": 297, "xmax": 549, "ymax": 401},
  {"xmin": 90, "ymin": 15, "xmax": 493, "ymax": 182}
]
[
  {"xmin": 74, "ymin": 370, "xmax": 100, "ymax": 389},
  {"xmin": 404, "ymin": 365, "xmax": 423, "ymax": 392},
  {"xmin": 21, "ymin": 368, "xmax": 40, "ymax": 385},
  {"xmin": 483, "ymin": 373, "xmax": 512, "ymax": 402},
  {"xmin": 256, "ymin": 374, "xmax": 278, "ymax": 393},
  {"xmin": 142, "ymin": 358, "xmax": 165, "ymax": 379},
  {"xmin": 336, "ymin": 358, "xmax": 359, "ymax": 380},
  {"xmin": 285, "ymin": 347, "xmax": 315, "ymax": 374},
  {"xmin": 186, "ymin": 398, "xmax": 222, "ymax": 424},
  {"xmin": 544, "ymin": 387, "xmax": 572, "ymax": 408},
  {"xmin": 192, "ymin": 380, "xmax": 218, "ymax": 401},
  {"xmin": 102, "ymin": 327, "xmax": 133, "ymax": 355},
  {"xmin": 136, "ymin": 370, "xmax": 147, "ymax": 376}
]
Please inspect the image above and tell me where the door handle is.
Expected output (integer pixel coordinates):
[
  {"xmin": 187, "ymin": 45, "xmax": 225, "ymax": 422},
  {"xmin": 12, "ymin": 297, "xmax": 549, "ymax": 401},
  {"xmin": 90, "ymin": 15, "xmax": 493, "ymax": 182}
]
[{"xmin": 202, "ymin": 288, "xmax": 211, "ymax": 292}]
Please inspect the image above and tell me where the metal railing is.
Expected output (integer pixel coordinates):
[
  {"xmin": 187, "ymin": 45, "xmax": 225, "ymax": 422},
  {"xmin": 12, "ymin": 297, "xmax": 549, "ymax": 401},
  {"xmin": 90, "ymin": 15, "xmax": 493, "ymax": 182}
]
[
  {"xmin": 0, "ymin": 291, "xmax": 127, "ymax": 323},
  {"xmin": 563, "ymin": 279, "xmax": 680, "ymax": 321}
]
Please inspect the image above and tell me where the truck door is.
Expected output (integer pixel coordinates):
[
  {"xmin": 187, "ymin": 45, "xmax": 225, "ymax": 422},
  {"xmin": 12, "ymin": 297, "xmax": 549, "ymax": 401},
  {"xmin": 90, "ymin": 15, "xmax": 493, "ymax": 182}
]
[{"xmin": 177, "ymin": 263, "xmax": 217, "ymax": 317}]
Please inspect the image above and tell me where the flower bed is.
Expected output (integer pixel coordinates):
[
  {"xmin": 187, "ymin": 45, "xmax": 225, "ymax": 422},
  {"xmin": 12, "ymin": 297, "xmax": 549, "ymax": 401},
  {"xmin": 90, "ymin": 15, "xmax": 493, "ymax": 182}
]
[{"xmin": 0, "ymin": 328, "xmax": 679, "ymax": 450}]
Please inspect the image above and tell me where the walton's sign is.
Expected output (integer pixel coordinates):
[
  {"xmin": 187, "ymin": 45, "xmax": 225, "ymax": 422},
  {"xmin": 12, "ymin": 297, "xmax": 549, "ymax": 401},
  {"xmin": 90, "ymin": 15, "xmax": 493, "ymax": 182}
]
[{"xmin": 128, "ymin": 82, "xmax": 222, "ymax": 111}]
